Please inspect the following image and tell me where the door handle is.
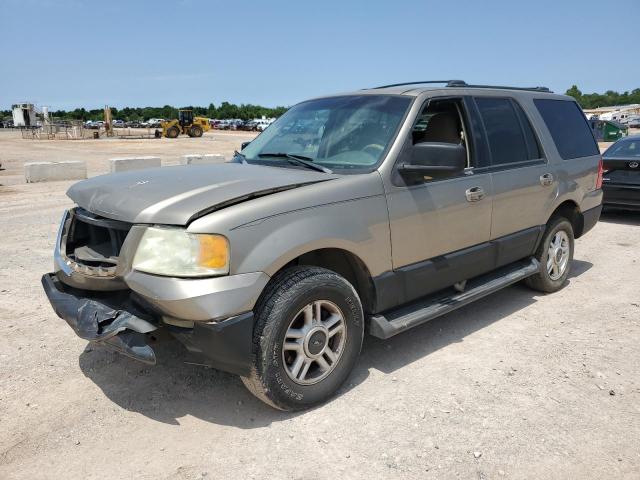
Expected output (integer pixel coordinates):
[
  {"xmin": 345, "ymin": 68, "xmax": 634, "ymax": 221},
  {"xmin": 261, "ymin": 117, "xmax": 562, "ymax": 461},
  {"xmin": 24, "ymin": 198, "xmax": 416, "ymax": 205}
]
[
  {"xmin": 540, "ymin": 173, "xmax": 554, "ymax": 186},
  {"xmin": 465, "ymin": 186, "xmax": 485, "ymax": 202}
]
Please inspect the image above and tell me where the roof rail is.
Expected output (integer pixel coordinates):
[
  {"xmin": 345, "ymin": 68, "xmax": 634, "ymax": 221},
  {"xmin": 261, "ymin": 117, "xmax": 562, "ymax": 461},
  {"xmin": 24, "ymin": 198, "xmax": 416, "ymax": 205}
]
[
  {"xmin": 460, "ymin": 83, "xmax": 552, "ymax": 93},
  {"xmin": 372, "ymin": 80, "xmax": 552, "ymax": 93},
  {"xmin": 372, "ymin": 80, "xmax": 467, "ymax": 89}
]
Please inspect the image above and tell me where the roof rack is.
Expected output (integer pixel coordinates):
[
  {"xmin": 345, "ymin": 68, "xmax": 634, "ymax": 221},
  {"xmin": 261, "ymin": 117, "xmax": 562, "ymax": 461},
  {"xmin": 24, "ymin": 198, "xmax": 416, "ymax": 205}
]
[
  {"xmin": 460, "ymin": 83, "xmax": 552, "ymax": 93},
  {"xmin": 372, "ymin": 80, "xmax": 552, "ymax": 93},
  {"xmin": 372, "ymin": 80, "xmax": 467, "ymax": 89}
]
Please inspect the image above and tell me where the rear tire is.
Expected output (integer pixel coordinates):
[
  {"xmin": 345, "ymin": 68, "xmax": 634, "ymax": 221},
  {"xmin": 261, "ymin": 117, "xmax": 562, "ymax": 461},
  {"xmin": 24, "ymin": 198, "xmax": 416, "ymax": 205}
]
[
  {"xmin": 188, "ymin": 125, "xmax": 203, "ymax": 138},
  {"xmin": 241, "ymin": 266, "xmax": 364, "ymax": 411},
  {"xmin": 166, "ymin": 126, "xmax": 180, "ymax": 138},
  {"xmin": 525, "ymin": 217, "xmax": 574, "ymax": 293}
]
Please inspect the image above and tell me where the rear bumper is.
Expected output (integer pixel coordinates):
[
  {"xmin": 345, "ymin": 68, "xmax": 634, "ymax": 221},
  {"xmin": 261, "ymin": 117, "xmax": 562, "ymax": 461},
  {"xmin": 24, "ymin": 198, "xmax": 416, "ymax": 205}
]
[
  {"xmin": 603, "ymin": 183, "xmax": 640, "ymax": 210},
  {"xmin": 580, "ymin": 204, "xmax": 602, "ymax": 236},
  {"xmin": 42, "ymin": 273, "xmax": 255, "ymax": 375}
]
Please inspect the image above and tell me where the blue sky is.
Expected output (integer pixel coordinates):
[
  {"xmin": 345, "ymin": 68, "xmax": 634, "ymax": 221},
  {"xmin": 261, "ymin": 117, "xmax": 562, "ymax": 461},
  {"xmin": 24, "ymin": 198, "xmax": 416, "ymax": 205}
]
[{"xmin": 1, "ymin": 0, "xmax": 638, "ymax": 110}]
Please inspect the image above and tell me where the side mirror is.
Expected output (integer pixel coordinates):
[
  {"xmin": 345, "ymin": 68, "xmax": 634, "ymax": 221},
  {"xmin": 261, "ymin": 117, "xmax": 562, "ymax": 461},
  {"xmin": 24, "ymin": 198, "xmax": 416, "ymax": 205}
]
[
  {"xmin": 398, "ymin": 142, "xmax": 466, "ymax": 181},
  {"xmin": 240, "ymin": 141, "xmax": 251, "ymax": 150}
]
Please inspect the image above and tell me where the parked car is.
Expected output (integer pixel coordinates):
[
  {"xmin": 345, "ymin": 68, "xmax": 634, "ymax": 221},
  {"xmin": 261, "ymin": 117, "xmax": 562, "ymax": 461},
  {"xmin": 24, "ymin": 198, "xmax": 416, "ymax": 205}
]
[
  {"xmin": 601, "ymin": 135, "xmax": 640, "ymax": 211},
  {"xmin": 238, "ymin": 120, "xmax": 259, "ymax": 131},
  {"xmin": 41, "ymin": 81, "xmax": 602, "ymax": 411},
  {"xmin": 112, "ymin": 119, "xmax": 125, "ymax": 128},
  {"xmin": 256, "ymin": 121, "xmax": 271, "ymax": 131},
  {"xmin": 142, "ymin": 118, "xmax": 165, "ymax": 128},
  {"xmin": 627, "ymin": 116, "xmax": 640, "ymax": 129}
]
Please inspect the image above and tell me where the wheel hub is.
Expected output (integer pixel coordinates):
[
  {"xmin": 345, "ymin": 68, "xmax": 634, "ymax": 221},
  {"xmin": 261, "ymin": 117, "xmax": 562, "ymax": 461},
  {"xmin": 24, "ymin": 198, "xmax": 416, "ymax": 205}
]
[
  {"xmin": 554, "ymin": 248, "xmax": 563, "ymax": 263},
  {"xmin": 304, "ymin": 328, "xmax": 328, "ymax": 357}
]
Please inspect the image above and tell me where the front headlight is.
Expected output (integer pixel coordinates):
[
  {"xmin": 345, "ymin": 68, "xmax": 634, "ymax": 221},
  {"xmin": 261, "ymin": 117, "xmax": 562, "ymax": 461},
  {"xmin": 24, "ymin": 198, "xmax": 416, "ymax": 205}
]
[{"xmin": 132, "ymin": 227, "xmax": 229, "ymax": 277}]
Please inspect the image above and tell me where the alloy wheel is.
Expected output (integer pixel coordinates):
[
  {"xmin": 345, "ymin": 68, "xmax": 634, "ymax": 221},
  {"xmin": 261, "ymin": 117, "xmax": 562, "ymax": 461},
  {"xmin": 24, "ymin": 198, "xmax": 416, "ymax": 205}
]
[
  {"xmin": 282, "ymin": 300, "xmax": 347, "ymax": 385},
  {"xmin": 547, "ymin": 230, "xmax": 570, "ymax": 280}
]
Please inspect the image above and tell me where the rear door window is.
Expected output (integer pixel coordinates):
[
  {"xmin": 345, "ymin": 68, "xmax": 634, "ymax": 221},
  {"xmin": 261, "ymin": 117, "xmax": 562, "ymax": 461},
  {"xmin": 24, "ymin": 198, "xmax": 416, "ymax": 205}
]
[
  {"xmin": 534, "ymin": 99, "xmax": 600, "ymax": 159},
  {"xmin": 474, "ymin": 97, "xmax": 541, "ymax": 166}
]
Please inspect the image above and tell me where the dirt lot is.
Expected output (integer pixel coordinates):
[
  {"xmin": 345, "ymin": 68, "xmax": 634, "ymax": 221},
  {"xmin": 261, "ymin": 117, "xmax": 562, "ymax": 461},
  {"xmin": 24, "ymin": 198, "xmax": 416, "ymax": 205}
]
[
  {"xmin": 1, "ymin": 131, "xmax": 639, "ymax": 479},
  {"xmin": 0, "ymin": 129, "xmax": 257, "ymax": 186}
]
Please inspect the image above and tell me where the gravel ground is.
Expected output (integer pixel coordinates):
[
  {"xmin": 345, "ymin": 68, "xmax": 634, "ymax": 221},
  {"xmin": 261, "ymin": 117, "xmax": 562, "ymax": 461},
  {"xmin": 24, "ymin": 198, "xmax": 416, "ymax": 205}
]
[
  {"xmin": 1, "ymin": 132, "xmax": 639, "ymax": 479},
  {"xmin": 0, "ymin": 129, "xmax": 257, "ymax": 186}
]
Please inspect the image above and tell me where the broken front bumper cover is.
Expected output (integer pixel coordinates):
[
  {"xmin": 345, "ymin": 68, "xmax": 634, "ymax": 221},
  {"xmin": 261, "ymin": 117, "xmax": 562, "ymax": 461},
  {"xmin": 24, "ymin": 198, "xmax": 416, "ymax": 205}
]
[
  {"xmin": 41, "ymin": 273, "xmax": 158, "ymax": 364},
  {"xmin": 41, "ymin": 273, "xmax": 256, "ymax": 375}
]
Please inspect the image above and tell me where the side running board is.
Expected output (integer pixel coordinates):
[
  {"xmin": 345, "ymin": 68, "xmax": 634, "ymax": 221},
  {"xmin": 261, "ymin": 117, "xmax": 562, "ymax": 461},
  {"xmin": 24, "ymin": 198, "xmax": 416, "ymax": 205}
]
[{"xmin": 368, "ymin": 257, "xmax": 540, "ymax": 339}]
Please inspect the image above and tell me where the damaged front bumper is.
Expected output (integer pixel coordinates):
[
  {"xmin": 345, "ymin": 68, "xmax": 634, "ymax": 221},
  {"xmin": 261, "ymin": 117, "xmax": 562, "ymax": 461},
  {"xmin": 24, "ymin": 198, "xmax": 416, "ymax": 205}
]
[
  {"xmin": 42, "ymin": 273, "xmax": 158, "ymax": 364},
  {"xmin": 41, "ymin": 273, "xmax": 255, "ymax": 374}
]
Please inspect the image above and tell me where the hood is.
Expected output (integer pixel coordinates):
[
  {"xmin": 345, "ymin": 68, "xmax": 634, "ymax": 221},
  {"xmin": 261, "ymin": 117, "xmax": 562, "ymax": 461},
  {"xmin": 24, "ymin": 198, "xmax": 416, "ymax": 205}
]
[{"xmin": 67, "ymin": 163, "xmax": 335, "ymax": 225}]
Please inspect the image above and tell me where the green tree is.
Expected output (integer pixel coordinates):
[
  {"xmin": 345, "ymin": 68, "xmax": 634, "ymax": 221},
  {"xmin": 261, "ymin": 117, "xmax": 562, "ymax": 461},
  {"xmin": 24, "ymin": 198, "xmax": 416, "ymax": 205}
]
[
  {"xmin": 565, "ymin": 85, "xmax": 582, "ymax": 101},
  {"xmin": 1, "ymin": 101, "xmax": 290, "ymax": 122},
  {"xmin": 566, "ymin": 86, "xmax": 640, "ymax": 109}
]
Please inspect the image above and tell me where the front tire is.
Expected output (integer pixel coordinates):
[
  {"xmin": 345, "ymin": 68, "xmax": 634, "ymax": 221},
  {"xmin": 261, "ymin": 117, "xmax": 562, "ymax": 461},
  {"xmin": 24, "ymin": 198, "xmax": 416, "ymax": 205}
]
[
  {"xmin": 165, "ymin": 126, "xmax": 180, "ymax": 138},
  {"xmin": 188, "ymin": 125, "xmax": 203, "ymax": 137},
  {"xmin": 242, "ymin": 266, "xmax": 364, "ymax": 411},
  {"xmin": 525, "ymin": 217, "xmax": 574, "ymax": 293}
]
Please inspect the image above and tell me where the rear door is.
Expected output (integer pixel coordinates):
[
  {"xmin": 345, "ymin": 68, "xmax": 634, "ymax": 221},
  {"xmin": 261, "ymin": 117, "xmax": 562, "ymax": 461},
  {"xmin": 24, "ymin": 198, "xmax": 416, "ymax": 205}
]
[{"xmin": 470, "ymin": 96, "xmax": 551, "ymax": 267}]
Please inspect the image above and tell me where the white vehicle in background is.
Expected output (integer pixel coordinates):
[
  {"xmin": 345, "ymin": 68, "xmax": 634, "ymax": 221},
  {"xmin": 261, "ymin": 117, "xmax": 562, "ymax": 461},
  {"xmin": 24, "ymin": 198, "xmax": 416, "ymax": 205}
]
[
  {"xmin": 621, "ymin": 114, "xmax": 640, "ymax": 127},
  {"xmin": 256, "ymin": 121, "xmax": 271, "ymax": 131},
  {"xmin": 142, "ymin": 118, "xmax": 165, "ymax": 128}
]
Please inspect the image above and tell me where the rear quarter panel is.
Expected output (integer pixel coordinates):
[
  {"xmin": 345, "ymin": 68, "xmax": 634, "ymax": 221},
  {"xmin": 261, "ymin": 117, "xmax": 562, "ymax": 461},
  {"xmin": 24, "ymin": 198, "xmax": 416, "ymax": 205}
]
[{"xmin": 525, "ymin": 95, "xmax": 603, "ymax": 218}]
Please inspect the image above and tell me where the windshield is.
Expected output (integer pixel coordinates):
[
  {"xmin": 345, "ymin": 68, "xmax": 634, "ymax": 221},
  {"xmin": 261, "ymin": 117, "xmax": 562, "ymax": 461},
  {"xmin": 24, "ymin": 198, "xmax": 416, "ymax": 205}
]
[
  {"xmin": 604, "ymin": 138, "xmax": 640, "ymax": 157},
  {"xmin": 240, "ymin": 95, "xmax": 412, "ymax": 171}
]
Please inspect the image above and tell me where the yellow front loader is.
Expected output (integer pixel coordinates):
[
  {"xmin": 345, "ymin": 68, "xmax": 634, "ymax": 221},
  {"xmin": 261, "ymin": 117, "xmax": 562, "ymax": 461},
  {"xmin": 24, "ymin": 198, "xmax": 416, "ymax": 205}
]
[{"xmin": 161, "ymin": 109, "xmax": 211, "ymax": 138}]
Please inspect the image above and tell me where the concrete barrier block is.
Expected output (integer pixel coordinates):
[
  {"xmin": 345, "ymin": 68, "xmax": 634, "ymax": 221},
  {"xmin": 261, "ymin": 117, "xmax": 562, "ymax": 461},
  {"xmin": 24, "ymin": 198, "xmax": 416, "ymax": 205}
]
[
  {"xmin": 24, "ymin": 161, "xmax": 87, "ymax": 183},
  {"xmin": 185, "ymin": 153, "xmax": 226, "ymax": 165},
  {"xmin": 110, "ymin": 156, "xmax": 161, "ymax": 173}
]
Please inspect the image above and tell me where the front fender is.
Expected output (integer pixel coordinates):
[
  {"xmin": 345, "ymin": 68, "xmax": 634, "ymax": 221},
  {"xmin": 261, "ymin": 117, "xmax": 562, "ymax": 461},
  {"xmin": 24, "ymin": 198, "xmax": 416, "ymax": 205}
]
[{"xmin": 227, "ymin": 195, "xmax": 392, "ymax": 278}]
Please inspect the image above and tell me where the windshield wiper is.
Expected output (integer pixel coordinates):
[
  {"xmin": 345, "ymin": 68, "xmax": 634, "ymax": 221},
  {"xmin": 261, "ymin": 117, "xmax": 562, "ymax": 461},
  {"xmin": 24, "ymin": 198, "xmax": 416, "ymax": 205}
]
[{"xmin": 257, "ymin": 152, "xmax": 333, "ymax": 174}]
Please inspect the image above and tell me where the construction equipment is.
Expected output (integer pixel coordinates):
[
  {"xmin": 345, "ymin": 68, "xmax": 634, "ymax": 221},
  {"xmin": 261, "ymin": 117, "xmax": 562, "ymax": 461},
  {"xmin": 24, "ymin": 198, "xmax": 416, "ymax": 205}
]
[
  {"xmin": 160, "ymin": 109, "xmax": 211, "ymax": 138},
  {"xmin": 104, "ymin": 106, "xmax": 114, "ymax": 137}
]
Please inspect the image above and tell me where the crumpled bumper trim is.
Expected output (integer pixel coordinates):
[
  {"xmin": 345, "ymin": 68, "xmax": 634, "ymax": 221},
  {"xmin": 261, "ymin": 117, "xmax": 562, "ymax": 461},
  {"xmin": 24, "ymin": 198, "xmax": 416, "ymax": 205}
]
[{"xmin": 41, "ymin": 273, "xmax": 157, "ymax": 364}]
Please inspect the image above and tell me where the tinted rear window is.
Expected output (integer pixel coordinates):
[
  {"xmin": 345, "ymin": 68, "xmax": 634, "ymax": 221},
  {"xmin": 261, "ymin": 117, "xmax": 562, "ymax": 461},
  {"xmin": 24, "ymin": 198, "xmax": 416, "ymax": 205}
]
[
  {"xmin": 604, "ymin": 139, "xmax": 640, "ymax": 158},
  {"xmin": 475, "ymin": 97, "xmax": 541, "ymax": 166},
  {"xmin": 534, "ymin": 99, "xmax": 599, "ymax": 159}
]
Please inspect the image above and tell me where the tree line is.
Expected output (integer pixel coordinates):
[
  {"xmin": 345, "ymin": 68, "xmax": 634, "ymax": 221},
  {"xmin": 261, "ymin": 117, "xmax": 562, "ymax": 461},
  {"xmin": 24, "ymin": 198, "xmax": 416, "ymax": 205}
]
[
  {"xmin": 565, "ymin": 86, "xmax": 640, "ymax": 109},
  {"xmin": 3, "ymin": 88, "xmax": 640, "ymax": 121},
  {"xmin": 0, "ymin": 102, "xmax": 289, "ymax": 122}
]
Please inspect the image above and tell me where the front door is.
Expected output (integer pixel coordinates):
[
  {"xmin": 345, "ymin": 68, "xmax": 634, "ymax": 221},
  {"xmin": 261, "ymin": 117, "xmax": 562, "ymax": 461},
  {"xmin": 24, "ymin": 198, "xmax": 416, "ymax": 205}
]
[{"xmin": 385, "ymin": 96, "xmax": 494, "ymax": 307}]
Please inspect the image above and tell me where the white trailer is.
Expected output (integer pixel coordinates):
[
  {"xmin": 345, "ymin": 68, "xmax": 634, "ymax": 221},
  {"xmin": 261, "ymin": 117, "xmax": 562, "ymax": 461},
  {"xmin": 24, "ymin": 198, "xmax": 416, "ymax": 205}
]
[{"xmin": 12, "ymin": 103, "xmax": 37, "ymax": 127}]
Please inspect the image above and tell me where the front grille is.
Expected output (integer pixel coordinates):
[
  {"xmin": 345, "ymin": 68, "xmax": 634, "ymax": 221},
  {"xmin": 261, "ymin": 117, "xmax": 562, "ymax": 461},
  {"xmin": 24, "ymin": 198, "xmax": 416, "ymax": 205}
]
[{"xmin": 62, "ymin": 208, "xmax": 132, "ymax": 277}]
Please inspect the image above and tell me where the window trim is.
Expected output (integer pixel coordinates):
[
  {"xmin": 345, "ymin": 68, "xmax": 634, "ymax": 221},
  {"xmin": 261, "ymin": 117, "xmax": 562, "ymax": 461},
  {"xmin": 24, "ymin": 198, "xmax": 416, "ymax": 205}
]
[
  {"xmin": 473, "ymin": 96, "xmax": 547, "ymax": 171},
  {"xmin": 391, "ymin": 95, "xmax": 479, "ymax": 187},
  {"xmin": 510, "ymin": 98, "xmax": 545, "ymax": 161}
]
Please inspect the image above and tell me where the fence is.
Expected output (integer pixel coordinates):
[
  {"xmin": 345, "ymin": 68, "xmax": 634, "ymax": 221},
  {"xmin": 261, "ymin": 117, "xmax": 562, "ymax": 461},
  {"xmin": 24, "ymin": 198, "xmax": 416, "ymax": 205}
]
[
  {"xmin": 20, "ymin": 122, "xmax": 92, "ymax": 140},
  {"xmin": 19, "ymin": 124, "xmax": 159, "ymax": 140}
]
